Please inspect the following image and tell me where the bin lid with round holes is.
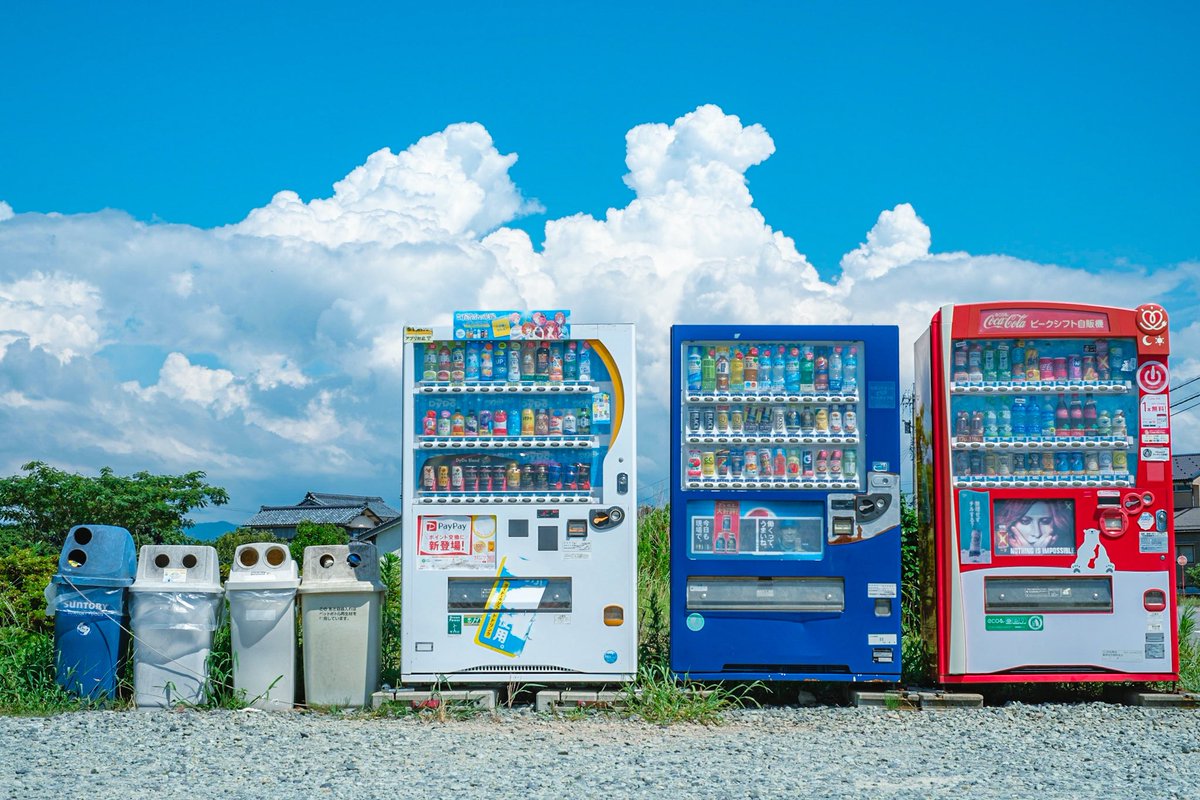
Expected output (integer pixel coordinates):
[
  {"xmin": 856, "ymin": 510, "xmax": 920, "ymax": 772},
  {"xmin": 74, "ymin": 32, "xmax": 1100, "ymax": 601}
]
[
  {"xmin": 225, "ymin": 542, "xmax": 300, "ymax": 591},
  {"xmin": 129, "ymin": 545, "xmax": 222, "ymax": 593},
  {"xmin": 297, "ymin": 543, "xmax": 385, "ymax": 594},
  {"xmin": 52, "ymin": 524, "xmax": 137, "ymax": 588}
]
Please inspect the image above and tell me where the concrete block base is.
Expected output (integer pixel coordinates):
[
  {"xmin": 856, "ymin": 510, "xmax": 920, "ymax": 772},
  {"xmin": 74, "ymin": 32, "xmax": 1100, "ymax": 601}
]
[{"xmin": 371, "ymin": 689, "xmax": 497, "ymax": 711}]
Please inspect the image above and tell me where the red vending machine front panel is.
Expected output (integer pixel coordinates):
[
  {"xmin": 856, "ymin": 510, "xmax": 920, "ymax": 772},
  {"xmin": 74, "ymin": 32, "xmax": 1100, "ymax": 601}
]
[{"xmin": 917, "ymin": 302, "xmax": 1177, "ymax": 683}]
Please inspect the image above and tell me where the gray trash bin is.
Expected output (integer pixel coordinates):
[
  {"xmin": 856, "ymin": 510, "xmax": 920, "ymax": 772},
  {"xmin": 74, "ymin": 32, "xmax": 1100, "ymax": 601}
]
[
  {"xmin": 129, "ymin": 545, "xmax": 223, "ymax": 708},
  {"xmin": 226, "ymin": 542, "xmax": 299, "ymax": 710},
  {"xmin": 299, "ymin": 543, "xmax": 385, "ymax": 707}
]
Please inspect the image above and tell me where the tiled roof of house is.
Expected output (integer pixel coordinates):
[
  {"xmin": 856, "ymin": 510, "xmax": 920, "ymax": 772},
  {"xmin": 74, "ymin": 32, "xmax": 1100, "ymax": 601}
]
[
  {"xmin": 299, "ymin": 492, "xmax": 399, "ymax": 520},
  {"xmin": 1173, "ymin": 454, "xmax": 1200, "ymax": 482},
  {"xmin": 244, "ymin": 505, "xmax": 375, "ymax": 528},
  {"xmin": 1176, "ymin": 507, "xmax": 1200, "ymax": 533}
]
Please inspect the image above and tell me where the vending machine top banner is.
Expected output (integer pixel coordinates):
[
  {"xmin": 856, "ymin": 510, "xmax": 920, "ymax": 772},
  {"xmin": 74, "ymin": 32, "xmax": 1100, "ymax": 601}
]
[
  {"xmin": 453, "ymin": 310, "xmax": 571, "ymax": 340},
  {"xmin": 948, "ymin": 302, "xmax": 1170, "ymax": 355}
]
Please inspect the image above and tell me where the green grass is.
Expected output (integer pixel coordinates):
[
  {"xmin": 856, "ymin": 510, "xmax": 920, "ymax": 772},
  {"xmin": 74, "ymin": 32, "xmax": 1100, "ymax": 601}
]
[
  {"xmin": 1178, "ymin": 600, "xmax": 1198, "ymax": 693},
  {"xmin": 621, "ymin": 662, "xmax": 759, "ymax": 725},
  {"xmin": 0, "ymin": 627, "xmax": 86, "ymax": 715}
]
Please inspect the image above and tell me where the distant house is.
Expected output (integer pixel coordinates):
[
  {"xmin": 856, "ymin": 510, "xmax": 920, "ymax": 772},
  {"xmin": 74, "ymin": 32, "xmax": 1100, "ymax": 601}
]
[
  {"xmin": 242, "ymin": 492, "xmax": 401, "ymax": 541},
  {"xmin": 1173, "ymin": 454, "xmax": 1200, "ymax": 592},
  {"xmin": 356, "ymin": 514, "xmax": 403, "ymax": 557}
]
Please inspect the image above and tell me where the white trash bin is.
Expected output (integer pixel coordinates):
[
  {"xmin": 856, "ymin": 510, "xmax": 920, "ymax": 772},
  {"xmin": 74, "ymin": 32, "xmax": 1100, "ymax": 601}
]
[
  {"xmin": 129, "ymin": 545, "xmax": 223, "ymax": 708},
  {"xmin": 226, "ymin": 542, "xmax": 299, "ymax": 710},
  {"xmin": 299, "ymin": 543, "xmax": 385, "ymax": 707}
]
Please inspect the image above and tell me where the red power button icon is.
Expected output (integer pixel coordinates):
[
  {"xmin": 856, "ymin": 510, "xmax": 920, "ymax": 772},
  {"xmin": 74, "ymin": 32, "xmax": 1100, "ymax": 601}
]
[{"xmin": 1136, "ymin": 361, "xmax": 1169, "ymax": 393}]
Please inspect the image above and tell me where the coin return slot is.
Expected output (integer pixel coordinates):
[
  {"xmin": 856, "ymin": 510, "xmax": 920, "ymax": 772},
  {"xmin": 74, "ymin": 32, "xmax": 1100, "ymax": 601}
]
[
  {"xmin": 832, "ymin": 517, "xmax": 854, "ymax": 537},
  {"xmin": 874, "ymin": 598, "xmax": 892, "ymax": 617}
]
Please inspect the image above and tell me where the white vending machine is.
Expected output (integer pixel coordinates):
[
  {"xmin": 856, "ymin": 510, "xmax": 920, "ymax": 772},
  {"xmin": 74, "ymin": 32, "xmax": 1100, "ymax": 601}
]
[{"xmin": 401, "ymin": 315, "xmax": 637, "ymax": 684}]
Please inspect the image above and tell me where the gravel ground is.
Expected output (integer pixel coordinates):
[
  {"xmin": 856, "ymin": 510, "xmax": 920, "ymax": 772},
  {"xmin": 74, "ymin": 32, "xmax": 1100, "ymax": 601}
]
[{"xmin": 2, "ymin": 704, "xmax": 1198, "ymax": 800}]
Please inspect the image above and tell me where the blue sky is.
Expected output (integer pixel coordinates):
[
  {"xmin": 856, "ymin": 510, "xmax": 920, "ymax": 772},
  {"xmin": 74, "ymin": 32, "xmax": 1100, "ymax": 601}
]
[{"xmin": 1, "ymin": 3, "xmax": 1197, "ymax": 522}]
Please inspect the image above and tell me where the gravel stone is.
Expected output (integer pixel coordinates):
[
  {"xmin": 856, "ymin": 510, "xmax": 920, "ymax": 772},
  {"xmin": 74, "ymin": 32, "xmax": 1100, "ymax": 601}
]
[{"xmin": 0, "ymin": 704, "xmax": 1197, "ymax": 799}]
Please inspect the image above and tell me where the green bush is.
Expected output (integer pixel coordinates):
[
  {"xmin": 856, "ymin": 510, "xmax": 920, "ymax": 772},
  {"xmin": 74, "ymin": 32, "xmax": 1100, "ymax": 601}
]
[
  {"xmin": 0, "ymin": 627, "xmax": 80, "ymax": 714},
  {"xmin": 290, "ymin": 521, "xmax": 348, "ymax": 568},
  {"xmin": 213, "ymin": 528, "xmax": 285, "ymax": 581},
  {"xmin": 0, "ymin": 548, "xmax": 59, "ymax": 633}
]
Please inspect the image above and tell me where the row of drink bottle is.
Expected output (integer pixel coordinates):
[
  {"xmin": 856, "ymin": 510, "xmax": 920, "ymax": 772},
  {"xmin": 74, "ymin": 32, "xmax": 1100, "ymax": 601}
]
[
  {"xmin": 686, "ymin": 343, "xmax": 858, "ymax": 394},
  {"xmin": 953, "ymin": 449, "xmax": 1129, "ymax": 478},
  {"xmin": 686, "ymin": 447, "xmax": 858, "ymax": 481},
  {"xmin": 421, "ymin": 340, "xmax": 593, "ymax": 383},
  {"xmin": 687, "ymin": 403, "xmax": 858, "ymax": 437},
  {"xmin": 421, "ymin": 459, "xmax": 593, "ymax": 493},
  {"xmin": 422, "ymin": 402, "xmax": 593, "ymax": 437},
  {"xmin": 952, "ymin": 339, "xmax": 1134, "ymax": 384},
  {"xmin": 953, "ymin": 394, "xmax": 1128, "ymax": 442}
]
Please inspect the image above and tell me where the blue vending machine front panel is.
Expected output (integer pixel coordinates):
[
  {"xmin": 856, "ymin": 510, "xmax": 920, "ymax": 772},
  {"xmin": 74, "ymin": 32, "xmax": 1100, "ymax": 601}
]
[{"xmin": 669, "ymin": 325, "xmax": 902, "ymax": 681}]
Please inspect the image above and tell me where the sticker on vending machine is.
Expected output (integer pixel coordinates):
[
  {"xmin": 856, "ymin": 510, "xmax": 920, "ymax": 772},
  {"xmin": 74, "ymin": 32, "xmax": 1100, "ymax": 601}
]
[
  {"xmin": 1140, "ymin": 446, "xmax": 1170, "ymax": 462},
  {"xmin": 1139, "ymin": 395, "xmax": 1169, "ymax": 428}
]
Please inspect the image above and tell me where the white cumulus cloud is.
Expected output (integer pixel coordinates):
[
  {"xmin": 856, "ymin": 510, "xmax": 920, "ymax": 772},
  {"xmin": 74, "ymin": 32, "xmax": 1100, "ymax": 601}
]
[{"xmin": 125, "ymin": 352, "xmax": 249, "ymax": 416}]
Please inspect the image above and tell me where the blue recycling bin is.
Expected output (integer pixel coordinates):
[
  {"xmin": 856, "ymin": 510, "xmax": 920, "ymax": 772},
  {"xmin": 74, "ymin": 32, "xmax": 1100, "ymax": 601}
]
[{"xmin": 50, "ymin": 525, "xmax": 137, "ymax": 699}]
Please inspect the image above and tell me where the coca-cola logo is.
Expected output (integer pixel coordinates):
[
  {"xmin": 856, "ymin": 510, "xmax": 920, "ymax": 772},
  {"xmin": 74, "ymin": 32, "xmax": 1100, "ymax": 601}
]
[
  {"xmin": 981, "ymin": 312, "xmax": 1029, "ymax": 330},
  {"xmin": 1135, "ymin": 303, "xmax": 1168, "ymax": 334}
]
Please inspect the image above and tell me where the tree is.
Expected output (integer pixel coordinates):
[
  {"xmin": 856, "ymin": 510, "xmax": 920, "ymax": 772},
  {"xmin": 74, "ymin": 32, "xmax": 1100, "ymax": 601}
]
[
  {"xmin": 0, "ymin": 461, "xmax": 229, "ymax": 549},
  {"xmin": 290, "ymin": 521, "xmax": 349, "ymax": 569},
  {"xmin": 213, "ymin": 528, "xmax": 285, "ymax": 581}
]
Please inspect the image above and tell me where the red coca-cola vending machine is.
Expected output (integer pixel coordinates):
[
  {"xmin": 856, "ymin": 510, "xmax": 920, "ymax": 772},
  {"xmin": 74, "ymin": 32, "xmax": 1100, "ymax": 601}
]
[{"xmin": 915, "ymin": 301, "xmax": 1177, "ymax": 683}]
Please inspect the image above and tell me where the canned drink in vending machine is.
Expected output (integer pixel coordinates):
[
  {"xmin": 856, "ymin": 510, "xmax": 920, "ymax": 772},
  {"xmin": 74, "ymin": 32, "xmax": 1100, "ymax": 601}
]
[
  {"xmin": 1098, "ymin": 450, "xmax": 1113, "ymax": 474},
  {"xmin": 744, "ymin": 449, "xmax": 759, "ymax": 478},
  {"xmin": 564, "ymin": 463, "xmax": 577, "ymax": 490},
  {"xmin": 422, "ymin": 465, "xmax": 436, "ymax": 491},
  {"xmin": 953, "ymin": 451, "xmax": 970, "ymax": 476},
  {"xmin": 506, "ymin": 462, "xmax": 521, "ymax": 490},
  {"xmin": 535, "ymin": 464, "xmax": 549, "ymax": 490},
  {"xmin": 984, "ymin": 452, "xmax": 998, "ymax": 477},
  {"xmin": 730, "ymin": 450, "xmax": 744, "ymax": 478},
  {"xmin": 716, "ymin": 405, "xmax": 730, "ymax": 433},
  {"xmin": 687, "ymin": 450, "xmax": 702, "ymax": 478},
  {"xmin": 463, "ymin": 466, "xmax": 477, "ymax": 492},
  {"xmin": 715, "ymin": 450, "xmax": 730, "ymax": 477},
  {"xmin": 1068, "ymin": 354, "xmax": 1083, "ymax": 382},
  {"xmin": 438, "ymin": 465, "xmax": 451, "ymax": 491},
  {"xmin": 731, "ymin": 407, "xmax": 744, "ymax": 433},
  {"xmin": 758, "ymin": 448, "xmax": 773, "ymax": 477},
  {"xmin": 1039, "ymin": 356, "xmax": 1055, "ymax": 381},
  {"xmin": 1053, "ymin": 356, "xmax": 1068, "ymax": 382},
  {"xmin": 688, "ymin": 409, "xmax": 702, "ymax": 433},
  {"xmin": 451, "ymin": 465, "xmax": 465, "ymax": 491},
  {"xmin": 1084, "ymin": 452, "xmax": 1100, "ymax": 474},
  {"xmin": 1112, "ymin": 449, "xmax": 1128, "ymax": 473},
  {"xmin": 548, "ymin": 462, "xmax": 563, "ymax": 489},
  {"xmin": 1054, "ymin": 452, "xmax": 1071, "ymax": 475},
  {"xmin": 1070, "ymin": 452, "xmax": 1085, "ymax": 475},
  {"xmin": 703, "ymin": 407, "xmax": 717, "ymax": 433},
  {"xmin": 969, "ymin": 452, "xmax": 984, "ymax": 476},
  {"xmin": 802, "ymin": 449, "xmax": 814, "ymax": 477},
  {"xmin": 996, "ymin": 453, "xmax": 1012, "ymax": 477},
  {"xmin": 701, "ymin": 451, "xmax": 716, "ymax": 477},
  {"xmin": 1041, "ymin": 451, "xmax": 1055, "ymax": 474},
  {"xmin": 786, "ymin": 450, "xmax": 801, "ymax": 478},
  {"xmin": 577, "ymin": 463, "xmax": 591, "ymax": 490},
  {"xmin": 801, "ymin": 406, "xmax": 815, "ymax": 432},
  {"xmin": 772, "ymin": 405, "xmax": 787, "ymax": 434}
]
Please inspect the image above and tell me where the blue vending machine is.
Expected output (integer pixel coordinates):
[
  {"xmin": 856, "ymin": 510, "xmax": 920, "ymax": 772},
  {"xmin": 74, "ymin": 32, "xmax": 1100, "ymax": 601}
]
[{"xmin": 670, "ymin": 325, "xmax": 902, "ymax": 681}]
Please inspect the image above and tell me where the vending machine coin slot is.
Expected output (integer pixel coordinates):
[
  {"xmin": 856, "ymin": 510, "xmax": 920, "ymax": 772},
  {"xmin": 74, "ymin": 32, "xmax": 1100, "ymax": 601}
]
[{"xmin": 617, "ymin": 472, "xmax": 629, "ymax": 494}]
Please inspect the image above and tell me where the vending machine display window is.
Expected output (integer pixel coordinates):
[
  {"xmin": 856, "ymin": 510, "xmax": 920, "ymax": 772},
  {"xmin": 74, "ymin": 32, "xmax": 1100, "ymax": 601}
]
[
  {"xmin": 947, "ymin": 336, "xmax": 1139, "ymax": 488},
  {"xmin": 686, "ymin": 501, "xmax": 825, "ymax": 560},
  {"xmin": 992, "ymin": 498, "xmax": 1076, "ymax": 556},
  {"xmin": 679, "ymin": 339, "xmax": 866, "ymax": 491}
]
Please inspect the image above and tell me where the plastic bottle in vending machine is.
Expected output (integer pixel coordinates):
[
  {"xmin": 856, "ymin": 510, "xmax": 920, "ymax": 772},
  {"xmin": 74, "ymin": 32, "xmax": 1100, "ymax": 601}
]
[
  {"xmin": 784, "ymin": 346, "xmax": 801, "ymax": 393},
  {"xmin": 982, "ymin": 343, "xmax": 997, "ymax": 382},
  {"xmin": 507, "ymin": 342, "xmax": 521, "ymax": 383},
  {"xmin": 970, "ymin": 410, "xmax": 985, "ymax": 442},
  {"xmin": 437, "ymin": 344, "xmax": 452, "ymax": 381},
  {"xmin": 830, "ymin": 449, "xmax": 842, "ymax": 475},
  {"xmin": 423, "ymin": 346, "xmax": 438, "ymax": 381},
  {"xmin": 815, "ymin": 449, "xmax": 829, "ymax": 476},
  {"xmin": 1024, "ymin": 343, "xmax": 1039, "ymax": 382},
  {"xmin": 1025, "ymin": 397, "xmax": 1041, "ymax": 440},
  {"xmin": 953, "ymin": 343, "xmax": 969, "ymax": 383},
  {"xmin": 800, "ymin": 406, "xmax": 815, "ymax": 433},
  {"xmin": 998, "ymin": 400, "xmax": 1013, "ymax": 438},
  {"xmin": 843, "ymin": 448, "xmax": 857, "ymax": 477},
  {"xmin": 465, "ymin": 411, "xmax": 479, "ymax": 436},
  {"xmin": 1040, "ymin": 399, "xmax": 1056, "ymax": 438},
  {"xmin": 813, "ymin": 349, "xmax": 829, "ymax": 392},
  {"xmin": 700, "ymin": 347, "xmax": 716, "ymax": 391},
  {"xmin": 451, "ymin": 344, "xmax": 466, "ymax": 383},
  {"xmin": 715, "ymin": 347, "xmax": 731, "ymax": 391},
  {"xmin": 1095, "ymin": 340, "xmax": 1110, "ymax": 381},
  {"xmin": 438, "ymin": 409, "xmax": 452, "ymax": 436},
  {"xmin": 731, "ymin": 348, "xmax": 745, "ymax": 391},
  {"xmin": 801, "ymin": 448, "xmax": 814, "ymax": 477},
  {"xmin": 1083, "ymin": 394, "xmax": 1098, "ymax": 433},
  {"xmin": 997, "ymin": 342, "xmax": 1011, "ymax": 379},
  {"xmin": 577, "ymin": 406, "xmax": 591, "ymax": 435},
  {"xmin": 1055, "ymin": 395, "xmax": 1069, "ymax": 436},
  {"xmin": 1069, "ymin": 394, "xmax": 1084, "ymax": 435},
  {"xmin": 967, "ymin": 343, "xmax": 984, "ymax": 382},
  {"xmin": 549, "ymin": 411, "xmax": 563, "ymax": 435},
  {"xmin": 744, "ymin": 347, "xmax": 759, "ymax": 391},
  {"xmin": 465, "ymin": 342, "xmax": 481, "ymax": 381},
  {"xmin": 536, "ymin": 341, "xmax": 550, "ymax": 382},
  {"xmin": 829, "ymin": 346, "xmax": 843, "ymax": 393},
  {"xmin": 815, "ymin": 405, "xmax": 829, "ymax": 433},
  {"xmin": 423, "ymin": 410, "xmax": 437, "ymax": 435},
  {"xmin": 565, "ymin": 341, "xmax": 578, "ymax": 381},
  {"xmin": 1096, "ymin": 409, "xmax": 1111, "ymax": 437},
  {"xmin": 800, "ymin": 346, "xmax": 815, "ymax": 392},
  {"xmin": 549, "ymin": 343, "xmax": 564, "ymax": 382},
  {"xmin": 1011, "ymin": 340, "xmax": 1026, "ymax": 382},
  {"xmin": 492, "ymin": 342, "xmax": 506, "ymax": 381},
  {"xmin": 773, "ymin": 448, "xmax": 787, "ymax": 477},
  {"xmin": 844, "ymin": 406, "xmax": 857, "ymax": 434},
  {"xmin": 772, "ymin": 346, "xmax": 785, "ymax": 389},
  {"xmin": 521, "ymin": 407, "xmax": 535, "ymax": 435},
  {"xmin": 786, "ymin": 450, "xmax": 801, "ymax": 479},
  {"xmin": 563, "ymin": 408, "xmax": 576, "ymax": 435},
  {"xmin": 535, "ymin": 408, "xmax": 550, "ymax": 436},
  {"xmin": 984, "ymin": 401, "xmax": 998, "ymax": 440},
  {"xmin": 493, "ymin": 409, "xmax": 508, "ymax": 436},
  {"xmin": 481, "ymin": 343, "xmax": 494, "ymax": 381},
  {"xmin": 479, "ymin": 410, "xmax": 492, "ymax": 436},
  {"xmin": 451, "ymin": 409, "xmax": 466, "ymax": 436},
  {"xmin": 1010, "ymin": 397, "xmax": 1025, "ymax": 438},
  {"xmin": 758, "ymin": 346, "xmax": 773, "ymax": 393},
  {"xmin": 1112, "ymin": 409, "xmax": 1127, "ymax": 439},
  {"xmin": 578, "ymin": 341, "xmax": 593, "ymax": 381},
  {"xmin": 830, "ymin": 406, "xmax": 842, "ymax": 434},
  {"xmin": 843, "ymin": 347, "xmax": 858, "ymax": 393},
  {"xmin": 955, "ymin": 410, "xmax": 970, "ymax": 441},
  {"xmin": 521, "ymin": 342, "xmax": 536, "ymax": 381}
]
